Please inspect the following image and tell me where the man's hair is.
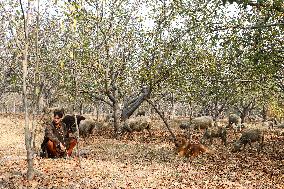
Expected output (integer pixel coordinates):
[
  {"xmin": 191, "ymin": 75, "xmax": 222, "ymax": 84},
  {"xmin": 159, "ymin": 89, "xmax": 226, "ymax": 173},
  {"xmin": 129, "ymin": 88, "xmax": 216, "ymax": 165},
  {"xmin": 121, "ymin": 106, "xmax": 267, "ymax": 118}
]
[{"xmin": 53, "ymin": 108, "xmax": 64, "ymax": 118}]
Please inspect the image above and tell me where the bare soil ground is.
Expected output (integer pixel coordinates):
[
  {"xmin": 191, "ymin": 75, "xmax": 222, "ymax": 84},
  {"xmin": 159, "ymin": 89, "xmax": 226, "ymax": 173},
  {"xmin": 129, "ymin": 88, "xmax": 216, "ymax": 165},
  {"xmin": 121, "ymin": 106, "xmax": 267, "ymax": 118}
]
[{"xmin": 0, "ymin": 114, "xmax": 283, "ymax": 189}]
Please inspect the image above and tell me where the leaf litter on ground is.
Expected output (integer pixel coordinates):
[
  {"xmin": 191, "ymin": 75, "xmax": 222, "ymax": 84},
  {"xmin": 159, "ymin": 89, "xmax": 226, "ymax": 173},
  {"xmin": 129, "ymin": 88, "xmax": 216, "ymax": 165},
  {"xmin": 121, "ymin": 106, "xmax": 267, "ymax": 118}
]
[{"xmin": 0, "ymin": 114, "xmax": 283, "ymax": 188}]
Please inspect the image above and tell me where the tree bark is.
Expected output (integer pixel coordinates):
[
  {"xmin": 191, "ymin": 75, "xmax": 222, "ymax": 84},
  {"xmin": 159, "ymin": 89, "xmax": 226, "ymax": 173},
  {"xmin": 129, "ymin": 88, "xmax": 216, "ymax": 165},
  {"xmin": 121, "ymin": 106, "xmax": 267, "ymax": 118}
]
[
  {"xmin": 31, "ymin": 0, "xmax": 41, "ymax": 151},
  {"xmin": 238, "ymin": 100, "xmax": 256, "ymax": 123},
  {"xmin": 20, "ymin": 0, "xmax": 34, "ymax": 180},
  {"xmin": 112, "ymin": 102, "xmax": 120, "ymax": 133},
  {"xmin": 261, "ymin": 105, "xmax": 268, "ymax": 121},
  {"xmin": 212, "ymin": 98, "xmax": 226, "ymax": 122},
  {"xmin": 72, "ymin": 47, "xmax": 82, "ymax": 166},
  {"xmin": 121, "ymin": 86, "xmax": 151, "ymax": 121},
  {"xmin": 169, "ymin": 93, "xmax": 175, "ymax": 120}
]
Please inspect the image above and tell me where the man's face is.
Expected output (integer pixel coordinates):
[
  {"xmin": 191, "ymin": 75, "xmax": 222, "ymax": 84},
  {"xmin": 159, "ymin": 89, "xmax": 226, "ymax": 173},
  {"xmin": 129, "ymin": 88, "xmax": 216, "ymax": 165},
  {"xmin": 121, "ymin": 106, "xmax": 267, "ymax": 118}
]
[{"xmin": 53, "ymin": 115, "xmax": 62, "ymax": 125}]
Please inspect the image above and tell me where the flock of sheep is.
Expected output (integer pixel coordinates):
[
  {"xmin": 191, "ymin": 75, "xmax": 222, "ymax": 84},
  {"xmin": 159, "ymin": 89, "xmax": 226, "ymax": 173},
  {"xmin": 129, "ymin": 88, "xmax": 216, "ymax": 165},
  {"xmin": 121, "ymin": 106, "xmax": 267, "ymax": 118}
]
[{"xmin": 62, "ymin": 112, "xmax": 284, "ymax": 159}]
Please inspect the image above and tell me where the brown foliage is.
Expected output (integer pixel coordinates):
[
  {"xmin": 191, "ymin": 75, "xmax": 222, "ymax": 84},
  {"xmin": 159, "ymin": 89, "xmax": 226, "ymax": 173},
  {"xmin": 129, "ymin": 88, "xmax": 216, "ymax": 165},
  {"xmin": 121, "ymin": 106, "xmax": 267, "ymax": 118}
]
[{"xmin": 1, "ymin": 116, "xmax": 284, "ymax": 188}]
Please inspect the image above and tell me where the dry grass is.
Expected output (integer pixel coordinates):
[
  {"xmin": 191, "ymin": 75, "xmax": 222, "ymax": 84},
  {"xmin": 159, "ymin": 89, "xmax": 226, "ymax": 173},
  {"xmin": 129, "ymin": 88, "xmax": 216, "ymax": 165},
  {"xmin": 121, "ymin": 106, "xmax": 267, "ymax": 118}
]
[{"xmin": 0, "ymin": 114, "xmax": 283, "ymax": 188}]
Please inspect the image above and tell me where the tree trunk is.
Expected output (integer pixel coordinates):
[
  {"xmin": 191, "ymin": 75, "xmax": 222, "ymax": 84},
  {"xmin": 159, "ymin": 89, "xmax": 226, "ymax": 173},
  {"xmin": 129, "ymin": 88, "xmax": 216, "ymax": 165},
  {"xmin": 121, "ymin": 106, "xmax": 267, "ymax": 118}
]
[
  {"xmin": 169, "ymin": 93, "xmax": 175, "ymax": 120},
  {"xmin": 112, "ymin": 102, "xmax": 121, "ymax": 133},
  {"xmin": 121, "ymin": 86, "xmax": 151, "ymax": 121},
  {"xmin": 72, "ymin": 47, "xmax": 82, "ymax": 165},
  {"xmin": 13, "ymin": 100, "xmax": 16, "ymax": 113},
  {"xmin": 188, "ymin": 101, "xmax": 193, "ymax": 120},
  {"xmin": 213, "ymin": 99, "xmax": 218, "ymax": 121},
  {"xmin": 31, "ymin": 0, "xmax": 41, "ymax": 151},
  {"xmin": 240, "ymin": 108, "xmax": 249, "ymax": 123},
  {"xmin": 238, "ymin": 100, "xmax": 255, "ymax": 123},
  {"xmin": 213, "ymin": 100, "xmax": 225, "ymax": 122},
  {"xmin": 20, "ymin": 0, "xmax": 34, "ymax": 180},
  {"xmin": 261, "ymin": 105, "xmax": 268, "ymax": 121},
  {"xmin": 79, "ymin": 103, "xmax": 83, "ymax": 115},
  {"xmin": 92, "ymin": 103, "xmax": 99, "ymax": 120}
]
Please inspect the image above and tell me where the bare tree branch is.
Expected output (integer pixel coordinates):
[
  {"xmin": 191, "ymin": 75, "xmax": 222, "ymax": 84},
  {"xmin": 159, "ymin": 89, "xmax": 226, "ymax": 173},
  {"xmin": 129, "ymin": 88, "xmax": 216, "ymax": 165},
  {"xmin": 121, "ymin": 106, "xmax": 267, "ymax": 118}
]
[
  {"xmin": 211, "ymin": 22, "xmax": 284, "ymax": 32},
  {"xmin": 146, "ymin": 99, "xmax": 177, "ymax": 145}
]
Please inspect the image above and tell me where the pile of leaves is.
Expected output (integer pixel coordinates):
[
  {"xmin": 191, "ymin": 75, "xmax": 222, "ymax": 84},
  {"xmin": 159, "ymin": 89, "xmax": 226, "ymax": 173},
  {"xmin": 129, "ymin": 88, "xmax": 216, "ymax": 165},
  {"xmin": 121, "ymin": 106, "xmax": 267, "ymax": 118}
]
[{"xmin": 0, "ymin": 115, "xmax": 283, "ymax": 188}]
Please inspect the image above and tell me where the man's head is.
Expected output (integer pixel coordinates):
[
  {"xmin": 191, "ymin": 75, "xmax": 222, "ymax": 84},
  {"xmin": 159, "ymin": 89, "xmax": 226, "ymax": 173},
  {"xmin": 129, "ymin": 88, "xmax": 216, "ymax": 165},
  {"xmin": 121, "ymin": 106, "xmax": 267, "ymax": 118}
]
[{"xmin": 53, "ymin": 109, "xmax": 64, "ymax": 125}]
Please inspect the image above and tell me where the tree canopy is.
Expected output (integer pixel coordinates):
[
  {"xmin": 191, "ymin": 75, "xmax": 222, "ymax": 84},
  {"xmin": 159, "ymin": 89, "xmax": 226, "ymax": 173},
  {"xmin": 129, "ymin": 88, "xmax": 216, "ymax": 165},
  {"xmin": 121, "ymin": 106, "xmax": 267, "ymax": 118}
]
[{"xmin": 0, "ymin": 0, "xmax": 283, "ymax": 118}]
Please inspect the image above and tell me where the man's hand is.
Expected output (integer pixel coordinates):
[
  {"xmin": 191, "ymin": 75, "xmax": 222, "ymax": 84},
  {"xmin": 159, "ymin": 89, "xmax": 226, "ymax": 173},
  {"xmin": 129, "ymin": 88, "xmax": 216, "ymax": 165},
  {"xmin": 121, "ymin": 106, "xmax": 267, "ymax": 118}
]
[
  {"xmin": 68, "ymin": 132, "xmax": 76, "ymax": 138},
  {"xmin": 59, "ymin": 142, "xmax": 66, "ymax": 151}
]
